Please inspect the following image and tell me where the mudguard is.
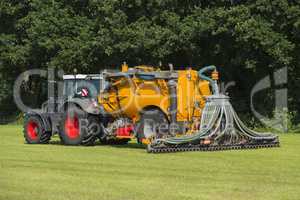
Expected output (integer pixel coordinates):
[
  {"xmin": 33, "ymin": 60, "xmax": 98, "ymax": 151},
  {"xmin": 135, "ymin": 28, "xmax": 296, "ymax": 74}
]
[{"xmin": 60, "ymin": 98, "xmax": 102, "ymax": 115}]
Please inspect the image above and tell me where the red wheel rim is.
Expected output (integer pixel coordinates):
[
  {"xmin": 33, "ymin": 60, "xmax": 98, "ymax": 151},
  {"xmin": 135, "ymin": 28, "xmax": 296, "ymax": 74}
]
[
  {"xmin": 65, "ymin": 115, "xmax": 80, "ymax": 139},
  {"xmin": 27, "ymin": 121, "xmax": 38, "ymax": 140}
]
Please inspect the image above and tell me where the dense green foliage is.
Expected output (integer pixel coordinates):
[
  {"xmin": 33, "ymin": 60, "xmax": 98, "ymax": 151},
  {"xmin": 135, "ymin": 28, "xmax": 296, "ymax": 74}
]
[
  {"xmin": 0, "ymin": 0, "xmax": 299, "ymax": 125},
  {"xmin": 1, "ymin": 125, "xmax": 300, "ymax": 200}
]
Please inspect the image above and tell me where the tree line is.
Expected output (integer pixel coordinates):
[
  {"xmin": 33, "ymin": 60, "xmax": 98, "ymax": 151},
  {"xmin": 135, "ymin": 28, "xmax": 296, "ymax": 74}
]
[{"xmin": 0, "ymin": 0, "xmax": 299, "ymax": 128}]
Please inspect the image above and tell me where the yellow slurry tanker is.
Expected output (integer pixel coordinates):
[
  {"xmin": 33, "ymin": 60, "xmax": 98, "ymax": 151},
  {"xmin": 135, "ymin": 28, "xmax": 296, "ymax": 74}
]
[{"xmin": 99, "ymin": 64, "xmax": 279, "ymax": 153}]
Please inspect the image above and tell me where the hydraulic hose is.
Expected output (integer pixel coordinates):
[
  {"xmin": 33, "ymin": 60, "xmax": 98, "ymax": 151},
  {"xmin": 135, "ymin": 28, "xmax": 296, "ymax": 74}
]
[{"xmin": 198, "ymin": 65, "xmax": 219, "ymax": 95}]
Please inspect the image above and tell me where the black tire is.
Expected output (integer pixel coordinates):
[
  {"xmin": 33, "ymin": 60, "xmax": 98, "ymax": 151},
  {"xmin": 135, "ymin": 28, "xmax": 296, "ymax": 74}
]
[
  {"xmin": 23, "ymin": 115, "xmax": 51, "ymax": 144},
  {"xmin": 135, "ymin": 109, "xmax": 169, "ymax": 143},
  {"xmin": 81, "ymin": 115, "xmax": 101, "ymax": 146},
  {"xmin": 59, "ymin": 104, "xmax": 99, "ymax": 146}
]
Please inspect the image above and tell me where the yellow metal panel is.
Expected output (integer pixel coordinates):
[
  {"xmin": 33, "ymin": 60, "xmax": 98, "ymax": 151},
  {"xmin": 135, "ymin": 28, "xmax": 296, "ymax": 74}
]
[{"xmin": 99, "ymin": 66, "xmax": 212, "ymax": 125}]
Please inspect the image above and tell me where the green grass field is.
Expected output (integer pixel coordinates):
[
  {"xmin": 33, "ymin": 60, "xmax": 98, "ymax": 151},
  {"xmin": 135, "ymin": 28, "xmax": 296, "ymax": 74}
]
[{"xmin": 1, "ymin": 125, "xmax": 300, "ymax": 200}]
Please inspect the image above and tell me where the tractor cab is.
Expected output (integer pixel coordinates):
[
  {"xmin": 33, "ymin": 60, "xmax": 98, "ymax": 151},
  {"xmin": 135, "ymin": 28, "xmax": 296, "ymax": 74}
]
[{"xmin": 62, "ymin": 74, "xmax": 104, "ymax": 99}]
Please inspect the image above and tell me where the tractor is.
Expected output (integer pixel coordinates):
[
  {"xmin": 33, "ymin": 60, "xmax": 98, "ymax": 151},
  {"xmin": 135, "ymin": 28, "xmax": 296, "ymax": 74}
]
[
  {"xmin": 23, "ymin": 73, "xmax": 104, "ymax": 145},
  {"xmin": 23, "ymin": 64, "xmax": 279, "ymax": 153}
]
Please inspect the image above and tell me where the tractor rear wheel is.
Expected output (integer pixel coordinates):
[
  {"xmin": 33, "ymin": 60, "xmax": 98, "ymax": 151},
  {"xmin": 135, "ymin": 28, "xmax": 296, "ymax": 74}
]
[
  {"xmin": 59, "ymin": 105, "xmax": 99, "ymax": 146},
  {"xmin": 136, "ymin": 109, "xmax": 169, "ymax": 143},
  {"xmin": 23, "ymin": 115, "xmax": 51, "ymax": 144}
]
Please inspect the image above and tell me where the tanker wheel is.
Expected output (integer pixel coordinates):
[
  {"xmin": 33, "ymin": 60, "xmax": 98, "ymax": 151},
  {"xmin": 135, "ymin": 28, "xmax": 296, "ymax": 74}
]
[
  {"xmin": 59, "ymin": 105, "xmax": 98, "ymax": 146},
  {"xmin": 23, "ymin": 115, "xmax": 51, "ymax": 144},
  {"xmin": 136, "ymin": 108, "xmax": 169, "ymax": 143}
]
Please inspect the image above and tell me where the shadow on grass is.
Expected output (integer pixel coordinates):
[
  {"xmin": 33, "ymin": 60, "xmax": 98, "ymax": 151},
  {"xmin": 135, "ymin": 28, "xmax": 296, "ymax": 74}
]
[
  {"xmin": 109, "ymin": 142, "xmax": 145, "ymax": 149},
  {"xmin": 48, "ymin": 139, "xmax": 145, "ymax": 149}
]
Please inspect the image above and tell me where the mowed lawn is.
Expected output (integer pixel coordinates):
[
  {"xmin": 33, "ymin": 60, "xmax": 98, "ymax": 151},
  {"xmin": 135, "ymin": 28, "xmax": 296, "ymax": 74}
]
[{"xmin": 0, "ymin": 125, "xmax": 300, "ymax": 200}]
